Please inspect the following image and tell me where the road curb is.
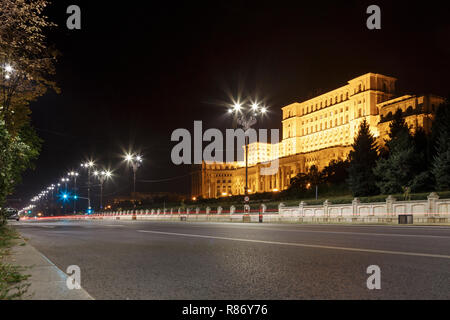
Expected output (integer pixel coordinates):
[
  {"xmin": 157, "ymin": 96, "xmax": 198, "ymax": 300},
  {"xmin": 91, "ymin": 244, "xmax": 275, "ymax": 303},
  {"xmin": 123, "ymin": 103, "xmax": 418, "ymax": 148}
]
[{"xmin": 4, "ymin": 239, "xmax": 94, "ymax": 300}]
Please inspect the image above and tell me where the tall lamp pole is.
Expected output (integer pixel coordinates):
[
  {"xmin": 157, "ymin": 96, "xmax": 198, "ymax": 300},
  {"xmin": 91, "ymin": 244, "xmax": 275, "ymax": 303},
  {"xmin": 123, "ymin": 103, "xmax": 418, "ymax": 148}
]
[
  {"xmin": 81, "ymin": 161, "xmax": 95, "ymax": 211},
  {"xmin": 125, "ymin": 153, "xmax": 143, "ymax": 206},
  {"xmin": 94, "ymin": 170, "xmax": 112, "ymax": 211},
  {"xmin": 68, "ymin": 171, "xmax": 79, "ymax": 213},
  {"xmin": 229, "ymin": 101, "xmax": 267, "ymax": 196}
]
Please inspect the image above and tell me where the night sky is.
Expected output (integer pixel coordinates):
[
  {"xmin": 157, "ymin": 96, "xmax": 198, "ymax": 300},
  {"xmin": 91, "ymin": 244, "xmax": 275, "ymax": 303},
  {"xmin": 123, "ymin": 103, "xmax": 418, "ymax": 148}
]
[{"xmin": 10, "ymin": 0, "xmax": 450, "ymax": 208}]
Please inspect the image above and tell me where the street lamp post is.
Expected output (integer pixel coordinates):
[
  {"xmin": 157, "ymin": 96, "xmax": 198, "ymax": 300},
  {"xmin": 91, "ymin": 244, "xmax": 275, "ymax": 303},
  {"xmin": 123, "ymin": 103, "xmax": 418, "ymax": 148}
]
[
  {"xmin": 229, "ymin": 101, "xmax": 267, "ymax": 197},
  {"xmin": 68, "ymin": 171, "xmax": 79, "ymax": 213},
  {"xmin": 81, "ymin": 161, "xmax": 95, "ymax": 211},
  {"xmin": 125, "ymin": 153, "xmax": 143, "ymax": 206},
  {"xmin": 94, "ymin": 170, "xmax": 112, "ymax": 211}
]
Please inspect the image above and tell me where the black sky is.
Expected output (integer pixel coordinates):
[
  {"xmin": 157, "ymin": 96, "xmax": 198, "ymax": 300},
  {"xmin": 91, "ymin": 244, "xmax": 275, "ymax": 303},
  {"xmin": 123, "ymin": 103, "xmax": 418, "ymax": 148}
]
[{"xmin": 10, "ymin": 0, "xmax": 450, "ymax": 207}]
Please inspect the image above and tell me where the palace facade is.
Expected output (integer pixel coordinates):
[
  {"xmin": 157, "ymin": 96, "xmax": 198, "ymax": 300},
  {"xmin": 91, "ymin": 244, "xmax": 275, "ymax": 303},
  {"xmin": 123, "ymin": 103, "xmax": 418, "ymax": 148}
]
[{"xmin": 191, "ymin": 73, "xmax": 445, "ymax": 199}]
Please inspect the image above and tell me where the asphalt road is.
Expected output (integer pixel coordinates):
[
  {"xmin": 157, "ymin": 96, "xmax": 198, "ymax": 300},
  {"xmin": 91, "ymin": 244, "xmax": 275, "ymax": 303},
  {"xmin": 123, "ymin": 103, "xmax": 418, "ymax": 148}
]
[{"xmin": 11, "ymin": 220, "xmax": 450, "ymax": 299}]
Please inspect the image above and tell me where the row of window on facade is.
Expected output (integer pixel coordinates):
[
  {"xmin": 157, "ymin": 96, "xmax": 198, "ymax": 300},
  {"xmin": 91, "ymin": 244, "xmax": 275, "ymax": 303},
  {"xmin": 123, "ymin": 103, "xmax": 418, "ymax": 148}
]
[
  {"xmin": 285, "ymin": 81, "xmax": 390, "ymax": 119},
  {"xmin": 302, "ymin": 105, "xmax": 350, "ymax": 123},
  {"xmin": 299, "ymin": 114, "xmax": 351, "ymax": 136},
  {"xmin": 301, "ymin": 92, "xmax": 351, "ymax": 116}
]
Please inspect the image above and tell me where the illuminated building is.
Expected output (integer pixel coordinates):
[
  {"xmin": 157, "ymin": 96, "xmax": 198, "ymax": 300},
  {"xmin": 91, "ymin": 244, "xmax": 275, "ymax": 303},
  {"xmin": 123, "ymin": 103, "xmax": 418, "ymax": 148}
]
[{"xmin": 191, "ymin": 73, "xmax": 445, "ymax": 198}]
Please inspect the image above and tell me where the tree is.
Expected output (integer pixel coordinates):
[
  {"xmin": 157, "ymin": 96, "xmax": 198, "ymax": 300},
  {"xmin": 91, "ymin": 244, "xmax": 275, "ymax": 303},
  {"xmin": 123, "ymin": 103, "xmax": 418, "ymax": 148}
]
[
  {"xmin": 373, "ymin": 109, "xmax": 424, "ymax": 194},
  {"xmin": 322, "ymin": 159, "xmax": 349, "ymax": 185},
  {"xmin": 347, "ymin": 119, "xmax": 379, "ymax": 196},
  {"xmin": 0, "ymin": 121, "xmax": 39, "ymax": 224},
  {"xmin": 431, "ymin": 101, "xmax": 450, "ymax": 190},
  {"xmin": 288, "ymin": 165, "xmax": 324, "ymax": 196},
  {"xmin": 0, "ymin": 0, "xmax": 57, "ymax": 223},
  {"xmin": 0, "ymin": 0, "xmax": 59, "ymax": 128},
  {"xmin": 432, "ymin": 135, "xmax": 450, "ymax": 190}
]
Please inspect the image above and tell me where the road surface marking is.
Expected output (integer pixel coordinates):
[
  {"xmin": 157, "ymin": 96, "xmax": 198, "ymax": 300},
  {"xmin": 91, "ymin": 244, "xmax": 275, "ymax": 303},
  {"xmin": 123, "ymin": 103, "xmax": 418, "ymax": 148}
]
[
  {"xmin": 137, "ymin": 229, "xmax": 450, "ymax": 259},
  {"xmin": 158, "ymin": 223, "xmax": 450, "ymax": 239},
  {"xmin": 229, "ymin": 227, "xmax": 450, "ymax": 239}
]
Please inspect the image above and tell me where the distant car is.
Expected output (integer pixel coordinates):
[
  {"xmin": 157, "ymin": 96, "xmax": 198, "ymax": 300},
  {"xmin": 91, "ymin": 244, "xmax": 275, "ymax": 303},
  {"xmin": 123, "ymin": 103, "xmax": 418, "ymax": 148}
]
[
  {"xmin": 7, "ymin": 213, "xmax": 20, "ymax": 221},
  {"xmin": 4, "ymin": 208, "xmax": 20, "ymax": 221}
]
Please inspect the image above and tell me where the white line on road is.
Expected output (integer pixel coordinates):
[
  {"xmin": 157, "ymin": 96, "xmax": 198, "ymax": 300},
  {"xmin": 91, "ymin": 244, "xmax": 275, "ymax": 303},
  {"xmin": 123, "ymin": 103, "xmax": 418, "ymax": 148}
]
[
  {"xmin": 237, "ymin": 227, "xmax": 450, "ymax": 239},
  {"xmin": 137, "ymin": 229, "xmax": 450, "ymax": 259},
  {"xmin": 159, "ymin": 223, "xmax": 450, "ymax": 239}
]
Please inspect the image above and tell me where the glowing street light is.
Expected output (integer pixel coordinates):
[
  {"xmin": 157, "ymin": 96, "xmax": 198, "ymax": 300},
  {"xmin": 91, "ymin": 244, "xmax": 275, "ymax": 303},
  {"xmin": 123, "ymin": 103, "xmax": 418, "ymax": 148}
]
[
  {"xmin": 124, "ymin": 153, "xmax": 143, "ymax": 196},
  {"xmin": 67, "ymin": 171, "xmax": 79, "ymax": 213},
  {"xmin": 81, "ymin": 161, "xmax": 96, "ymax": 211},
  {"xmin": 94, "ymin": 169, "xmax": 112, "ymax": 210},
  {"xmin": 228, "ymin": 99, "xmax": 269, "ymax": 196},
  {"xmin": 3, "ymin": 63, "xmax": 13, "ymax": 80}
]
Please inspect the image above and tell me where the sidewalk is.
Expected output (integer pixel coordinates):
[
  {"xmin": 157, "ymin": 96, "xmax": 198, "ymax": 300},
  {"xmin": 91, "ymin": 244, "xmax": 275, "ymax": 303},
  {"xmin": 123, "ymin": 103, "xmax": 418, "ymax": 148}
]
[{"xmin": 3, "ymin": 239, "xmax": 94, "ymax": 300}]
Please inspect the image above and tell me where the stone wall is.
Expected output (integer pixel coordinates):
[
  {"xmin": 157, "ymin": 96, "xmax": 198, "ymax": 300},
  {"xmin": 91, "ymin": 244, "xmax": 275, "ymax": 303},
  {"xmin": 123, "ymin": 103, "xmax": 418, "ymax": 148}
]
[{"xmin": 278, "ymin": 193, "xmax": 449, "ymax": 224}]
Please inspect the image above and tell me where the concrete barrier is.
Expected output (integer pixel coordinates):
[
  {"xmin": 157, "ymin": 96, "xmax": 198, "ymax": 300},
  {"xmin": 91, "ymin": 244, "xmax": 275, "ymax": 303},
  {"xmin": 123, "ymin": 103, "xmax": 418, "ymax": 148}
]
[{"xmin": 22, "ymin": 193, "xmax": 450, "ymax": 225}]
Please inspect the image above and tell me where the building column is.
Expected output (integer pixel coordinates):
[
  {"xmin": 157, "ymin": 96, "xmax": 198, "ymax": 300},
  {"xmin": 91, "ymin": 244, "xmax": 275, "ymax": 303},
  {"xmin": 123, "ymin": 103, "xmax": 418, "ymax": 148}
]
[{"xmin": 256, "ymin": 165, "xmax": 260, "ymax": 193}]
